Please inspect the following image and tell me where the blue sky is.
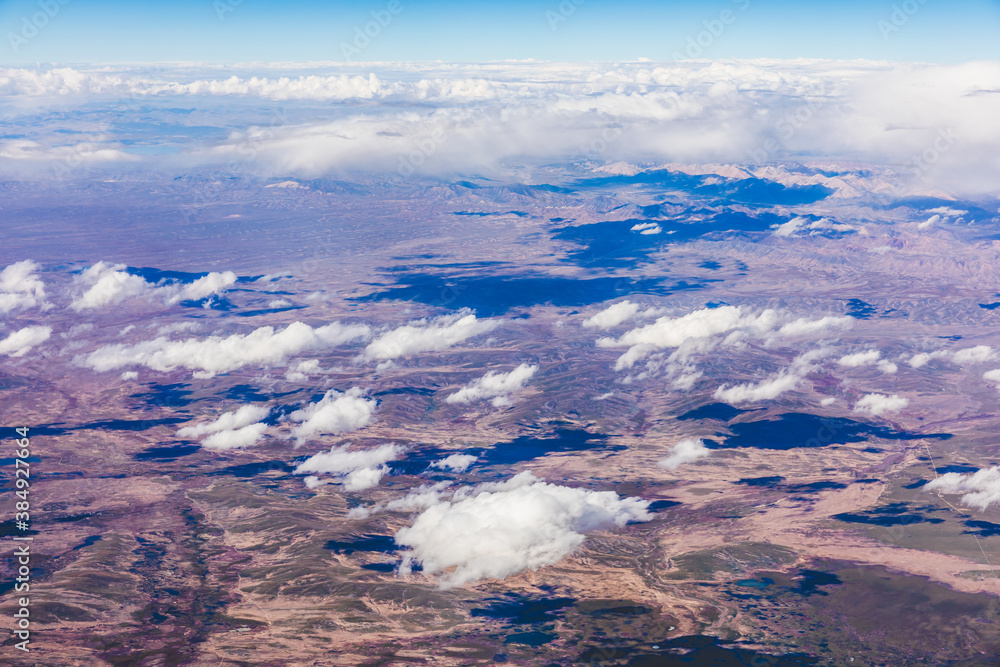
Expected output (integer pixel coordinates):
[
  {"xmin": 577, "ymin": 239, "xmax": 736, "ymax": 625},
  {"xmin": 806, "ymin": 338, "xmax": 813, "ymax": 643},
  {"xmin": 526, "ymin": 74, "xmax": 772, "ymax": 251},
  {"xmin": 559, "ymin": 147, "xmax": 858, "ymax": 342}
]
[{"xmin": 2, "ymin": 0, "xmax": 999, "ymax": 64}]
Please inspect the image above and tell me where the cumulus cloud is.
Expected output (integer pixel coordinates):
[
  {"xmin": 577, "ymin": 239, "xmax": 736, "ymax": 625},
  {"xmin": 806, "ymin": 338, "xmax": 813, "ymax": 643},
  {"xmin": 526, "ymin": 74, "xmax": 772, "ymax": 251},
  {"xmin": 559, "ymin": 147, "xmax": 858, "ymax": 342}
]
[
  {"xmin": 838, "ymin": 349, "xmax": 897, "ymax": 374},
  {"xmin": 582, "ymin": 300, "xmax": 640, "ymax": 330},
  {"xmin": 177, "ymin": 404, "xmax": 270, "ymax": 450},
  {"xmin": 0, "ymin": 325, "xmax": 52, "ymax": 357},
  {"xmin": 658, "ymin": 438, "xmax": 711, "ymax": 470},
  {"xmin": 77, "ymin": 320, "xmax": 369, "ymax": 378},
  {"xmin": 714, "ymin": 371, "xmax": 802, "ymax": 404},
  {"xmin": 175, "ymin": 271, "xmax": 238, "ymax": 302},
  {"xmin": 838, "ymin": 350, "xmax": 880, "ymax": 367},
  {"xmin": 918, "ymin": 207, "xmax": 967, "ymax": 230},
  {"xmin": 364, "ymin": 311, "xmax": 499, "ymax": 361},
  {"xmin": 984, "ymin": 369, "xmax": 1000, "ymax": 387},
  {"xmin": 429, "ymin": 454, "xmax": 477, "ymax": 473},
  {"xmin": 446, "ymin": 363, "xmax": 537, "ymax": 407},
  {"xmin": 630, "ymin": 222, "xmax": 661, "ymax": 235},
  {"xmin": 394, "ymin": 471, "xmax": 651, "ymax": 587},
  {"xmin": 70, "ymin": 262, "xmax": 152, "ymax": 311},
  {"xmin": 953, "ymin": 346, "xmax": 997, "ymax": 365},
  {"xmin": 285, "ymin": 358, "xmax": 320, "ymax": 382},
  {"xmin": 772, "ymin": 216, "xmax": 857, "ymax": 238},
  {"xmin": 69, "ymin": 262, "xmax": 238, "ymax": 311},
  {"xmin": 597, "ymin": 306, "xmax": 850, "ymax": 371},
  {"xmin": 774, "ymin": 315, "xmax": 853, "ymax": 339},
  {"xmin": 0, "ymin": 260, "xmax": 48, "ymax": 314},
  {"xmin": 294, "ymin": 443, "xmax": 404, "ymax": 491},
  {"xmin": 288, "ymin": 387, "xmax": 376, "ymax": 443},
  {"xmin": 910, "ymin": 346, "xmax": 997, "ymax": 368},
  {"xmin": 925, "ymin": 467, "xmax": 1000, "ymax": 511},
  {"xmin": 853, "ymin": 393, "xmax": 908, "ymax": 416},
  {"xmin": 713, "ymin": 349, "xmax": 825, "ymax": 404}
]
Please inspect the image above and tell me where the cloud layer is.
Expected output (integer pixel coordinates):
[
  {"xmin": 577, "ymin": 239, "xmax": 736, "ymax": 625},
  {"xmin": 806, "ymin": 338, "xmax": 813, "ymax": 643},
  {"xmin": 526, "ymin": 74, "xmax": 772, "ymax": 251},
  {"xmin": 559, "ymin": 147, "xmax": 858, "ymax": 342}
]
[{"xmin": 4, "ymin": 61, "xmax": 998, "ymax": 192}]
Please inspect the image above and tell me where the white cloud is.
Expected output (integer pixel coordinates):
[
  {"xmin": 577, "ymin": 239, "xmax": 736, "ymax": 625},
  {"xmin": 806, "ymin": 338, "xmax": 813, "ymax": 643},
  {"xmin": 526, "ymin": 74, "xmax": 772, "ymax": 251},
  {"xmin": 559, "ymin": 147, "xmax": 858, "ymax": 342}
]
[
  {"xmin": 70, "ymin": 262, "xmax": 153, "ymax": 311},
  {"xmin": 953, "ymin": 346, "xmax": 997, "ymax": 365},
  {"xmin": 394, "ymin": 471, "xmax": 651, "ymax": 588},
  {"xmin": 294, "ymin": 442, "xmax": 403, "ymax": 491},
  {"xmin": 364, "ymin": 311, "xmax": 499, "ymax": 361},
  {"xmin": 77, "ymin": 320, "xmax": 369, "ymax": 378},
  {"xmin": 838, "ymin": 350, "xmax": 881, "ymax": 367},
  {"xmin": 910, "ymin": 346, "xmax": 997, "ymax": 368},
  {"xmin": 285, "ymin": 358, "xmax": 320, "ymax": 382},
  {"xmin": 772, "ymin": 216, "xmax": 807, "ymax": 237},
  {"xmin": 713, "ymin": 349, "xmax": 824, "ymax": 404},
  {"xmin": 178, "ymin": 404, "xmax": 270, "ymax": 438},
  {"xmin": 630, "ymin": 222, "xmax": 661, "ymax": 235},
  {"xmin": 917, "ymin": 214, "xmax": 940, "ymax": 230},
  {"xmin": 837, "ymin": 349, "xmax": 897, "ymax": 374},
  {"xmin": 774, "ymin": 315, "xmax": 853, "ymax": 339},
  {"xmin": 202, "ymin": 423, "xmax": 269, "ymax": 450},
  {"xmin": 177, "ymin": 404, "xmax": 271, "ymax": 450},
  {"xmin": 582, "ymin": 300, "xmax": 640, "ymax": 330},
  {"xmin": 671, "ymin": 368, "xmax": 703, "ymax": 390},
  {"xmin": 853, "ymin": 393, "xmax": 908, "ymax": 416},
  {"xmin": 0, "ymin": 260, "xmax": 47, "ymax": 314},
  {"xmin": 348, "ymin": 480, "xmax": 454, "ymax": 520},
  {"xmin": 909, "ymin": 351, "xmax": 945, "ymax": 368},
  {"xmin": 714, "ymin": 371, "xmax": 802, "ymax": 404},
  {"xmin": 175, "ymin": 271, "xmax": 238, "ymax": 302},
  {"xmin": 430, "ymin": 454, "xmax": 477, "ymax": 473},
  {"xmin": 4, "ymin": 61, "xmax": 1000, "ymax": 193},
  {"xmin": 984, "ymin": 369, "xmax": 1000, "ymax": 387},
  {"xmin": 925, "ymin": 467, "xmax": 1000, "ymax": 511},
  {"xmin": 288, "ymin": 387, "xmax": 376, "ymax": 443},
  {"xmin": 342, "ymin": 466, "xmax": 391, "ymax": 491},
  {"xmin": 598, "ymin": 305, "xmax": 751, "ymax": 371},
  {"xmin": 597, "ymin": 306, "xmax": 850, "ymax": 371},
  {"xmin": 0, "ymin": 325, "xmax": 52, "ymax": 357},
  {"xmin": 70, "ymin": 262, "xmax": 238, "ymax": 311},
  {"xmin": 658, "ymin": 438, "xmax": 711, "ymax": 470},
  {"xmin": 446, "ymin": 363, "xmax": 537, "ymax": 407},
  {"xmin": 772, "ymin": 216, "xmax": 856, "ymax": 238},
  {"xmin": 919, "ymin": 207, "xmax": 967, "ymax": 229}
]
